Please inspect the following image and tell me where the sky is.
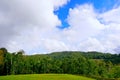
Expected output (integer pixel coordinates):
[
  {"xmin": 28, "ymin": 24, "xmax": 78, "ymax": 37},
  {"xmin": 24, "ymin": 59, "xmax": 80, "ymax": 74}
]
[{"xmin": 0, "ymin": 0, "xmax": 120, "ymax": 54}]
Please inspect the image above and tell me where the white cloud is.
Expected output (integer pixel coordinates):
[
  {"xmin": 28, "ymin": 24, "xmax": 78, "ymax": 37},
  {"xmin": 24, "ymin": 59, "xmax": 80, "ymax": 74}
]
[
  {"xmin": 64, "ymin": 4, "xmax": 120, "ymax": 53},
  {"xmin": 63, "ymin": 4, "xmax": 105, "ymax": 48},
  {"xmin": 0, "ymin": 0, "xmax": 69, "ymax": 54},
  {"xmin": 1, "ymin": 1, "xmax": 120, "ymax": 54},
  {"xmin": 99, "ymin": 7, "xmax": 120, "ymax": 24},
  {"xmin": 78, "ymin": 38, "xmax": 105, "ymax": 52},
  {"xmin": 41, "ymin": 39, "xmax": 69, "ymax": 52},
  {"xmin": 53, "ymin": 0, "xmax": 70, "ymax": 10},
  {"xmin": 66, "ymin": 4, "xmax": 104, "ymax": 40}
]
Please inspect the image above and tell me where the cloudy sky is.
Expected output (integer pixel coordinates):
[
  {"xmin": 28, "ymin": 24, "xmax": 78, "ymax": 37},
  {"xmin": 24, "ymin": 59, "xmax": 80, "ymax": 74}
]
[{"xmin": 0, "ymin": 0, "xmax": 120, "ymax": 54}]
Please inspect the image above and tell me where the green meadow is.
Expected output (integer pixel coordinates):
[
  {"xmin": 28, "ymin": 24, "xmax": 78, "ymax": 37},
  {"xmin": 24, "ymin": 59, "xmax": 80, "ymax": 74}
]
[{"xmin": 0, "ymin": 74, "xmax": 95, "ymax": 80}]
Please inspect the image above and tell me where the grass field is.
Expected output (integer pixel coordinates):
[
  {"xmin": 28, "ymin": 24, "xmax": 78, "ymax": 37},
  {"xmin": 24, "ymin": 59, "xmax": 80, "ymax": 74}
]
[{"xmin": 0, "ymin": 74, "xmax": 95, "ymax": 80}]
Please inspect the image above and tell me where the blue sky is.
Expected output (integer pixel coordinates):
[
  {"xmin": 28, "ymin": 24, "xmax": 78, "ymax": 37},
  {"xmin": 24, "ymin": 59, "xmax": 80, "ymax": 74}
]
[{"xmin": 0, "ymin": 0, "xmax": 120, "ymax": 54}]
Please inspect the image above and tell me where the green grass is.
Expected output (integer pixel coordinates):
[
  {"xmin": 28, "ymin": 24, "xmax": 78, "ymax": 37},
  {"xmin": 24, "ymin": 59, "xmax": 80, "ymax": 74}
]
[{"xmin": 0, "ymin": 74, "xmax": 95, "ymax": 80}]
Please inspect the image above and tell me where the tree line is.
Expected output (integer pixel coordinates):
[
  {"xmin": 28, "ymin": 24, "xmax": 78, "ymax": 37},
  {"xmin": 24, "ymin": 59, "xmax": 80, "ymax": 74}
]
[{"xmin": 0, "ymin": 48, "xmax": 120, "ymax": 79}]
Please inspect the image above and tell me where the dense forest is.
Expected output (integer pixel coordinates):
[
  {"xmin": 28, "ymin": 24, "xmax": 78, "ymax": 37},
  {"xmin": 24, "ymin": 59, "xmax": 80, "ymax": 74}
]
[{"xmin": 0, "ymin": 48, "xmax": 120, "ymax": 79}]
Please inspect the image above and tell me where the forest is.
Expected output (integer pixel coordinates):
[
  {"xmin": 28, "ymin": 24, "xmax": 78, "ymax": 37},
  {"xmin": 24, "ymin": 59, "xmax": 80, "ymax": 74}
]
[{"xmin": 0, "ymin": 47, "xmax": 120, "ymax": 79}]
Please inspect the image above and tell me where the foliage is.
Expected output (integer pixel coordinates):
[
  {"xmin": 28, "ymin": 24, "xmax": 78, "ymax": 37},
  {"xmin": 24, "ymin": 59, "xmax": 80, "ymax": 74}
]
[{"xmin": 0, "ymin": 48, "xmax": 120, "ymax": 79}]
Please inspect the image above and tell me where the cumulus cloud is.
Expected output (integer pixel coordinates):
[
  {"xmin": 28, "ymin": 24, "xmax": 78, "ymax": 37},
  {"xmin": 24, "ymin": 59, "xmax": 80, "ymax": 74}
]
[
  {"xmin": 65, "ymin": 4, "xmax": 120, "ymax": 53},
  {"xmin": 0, "ymin": 0, "xmax": 69, "ymax": 54},
  {"xmin": 53, "ymin": 0, "xmax": 70, "ymax": 10},
  {"xmin": 1, "ymin": 0, "xmax": 120, "ymax": 54},
  {"xmin": 65, "ymin": 4, "xmax": 104, "ymax": 43}
]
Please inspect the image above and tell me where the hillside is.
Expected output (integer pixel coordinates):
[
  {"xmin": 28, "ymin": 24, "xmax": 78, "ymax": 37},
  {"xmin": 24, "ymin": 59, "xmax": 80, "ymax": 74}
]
[{"xmin": 0, "ymin": 48, "xmax": 120, "ymax": 79}]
